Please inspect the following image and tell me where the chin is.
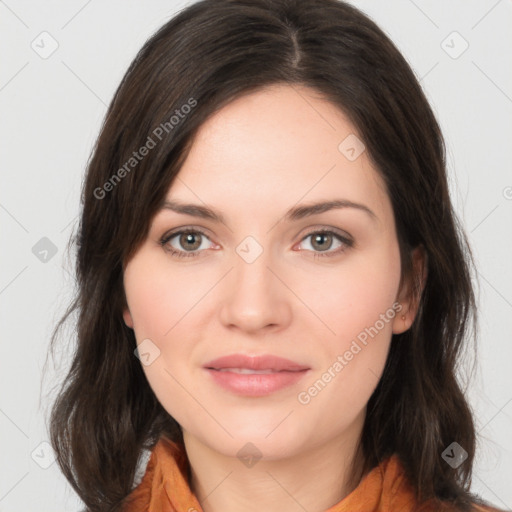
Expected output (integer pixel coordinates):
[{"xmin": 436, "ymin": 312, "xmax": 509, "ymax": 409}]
[{"xmin": 209, "ymin": 421, "xmax": 309, "ymax": 459}]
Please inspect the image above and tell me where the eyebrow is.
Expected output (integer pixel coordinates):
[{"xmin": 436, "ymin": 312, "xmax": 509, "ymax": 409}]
[{"xmin": 159, "ymin": 198, "xmax": 377, "ymax": 225}]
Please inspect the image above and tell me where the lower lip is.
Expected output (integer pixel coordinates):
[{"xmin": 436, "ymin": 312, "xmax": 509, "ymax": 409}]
[{"xmin": 205, "ymin": 368, "xmax": 309, "ymax": 396}]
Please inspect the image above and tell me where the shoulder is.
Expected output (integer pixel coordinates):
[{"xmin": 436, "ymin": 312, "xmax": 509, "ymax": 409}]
[
  {"xmin": 471, "ymin": 504, "xmax": 510, "ymax": 512},
  {"xmin": 119, "ymin": 436, "xmax": 192, "ymax": 512},
  {"xmin": 382, "ymin": 455, "xmax": 507, "ymax": 512},
  {"xmin": 416, "ymin": 497, "xmax": 509, "ymax": 512},
  {"xmin": 119, "ymin": 444, "xmax": 159, "ymax": 512}
]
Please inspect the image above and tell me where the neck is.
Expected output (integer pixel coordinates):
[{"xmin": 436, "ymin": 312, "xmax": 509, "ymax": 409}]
[{"xmin": 182, "ymin": 413, "xmax": 366, "ymax": 512}]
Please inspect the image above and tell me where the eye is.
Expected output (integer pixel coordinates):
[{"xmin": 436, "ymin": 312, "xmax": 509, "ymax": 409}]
[
  {"xmin": 298, "ymin": 229, "xmax": 353, "ymax": 259},
  {"xmin": 159, "ymin": 229, "xmax": 214, "ymax": 258},
  {"xmin": 159, "ymin": 227, "xmax": 353, "ymax": 260}
]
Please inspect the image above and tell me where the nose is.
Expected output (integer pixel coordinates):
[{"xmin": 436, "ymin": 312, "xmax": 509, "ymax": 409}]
[{"xmin": 218, "ymin": 244, "xmax": 292, "ymax": 334}]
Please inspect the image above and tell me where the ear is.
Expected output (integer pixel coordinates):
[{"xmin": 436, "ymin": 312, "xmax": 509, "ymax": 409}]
[
  {"xmin": 392, "ymin": 245, "xmax": 427, "ymax": 335},
  {"xmin": 123, "ymin": 308, "xmax": 134, "ymax": 329}
]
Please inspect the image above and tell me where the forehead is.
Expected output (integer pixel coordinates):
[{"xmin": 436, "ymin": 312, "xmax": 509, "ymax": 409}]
[{"xmin": 166, "ymin": 84, "xmax": 390, "ymax": 223}]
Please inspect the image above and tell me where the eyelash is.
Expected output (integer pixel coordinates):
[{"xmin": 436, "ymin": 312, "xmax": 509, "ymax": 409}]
[{"xmin": 159, "ymin": 228, "xmax": 353, "ymax": 260}]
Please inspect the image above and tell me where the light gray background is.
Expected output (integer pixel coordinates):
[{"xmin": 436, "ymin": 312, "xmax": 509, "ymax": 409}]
[{"xmin": 1, "ymin": 1, "xmax": 511, "ymax": 511}]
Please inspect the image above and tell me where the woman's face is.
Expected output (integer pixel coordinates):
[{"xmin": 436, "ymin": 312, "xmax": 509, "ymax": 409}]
[{"xmin": 123, "ymin": 84, "xmax": 416, "ymax": 460}]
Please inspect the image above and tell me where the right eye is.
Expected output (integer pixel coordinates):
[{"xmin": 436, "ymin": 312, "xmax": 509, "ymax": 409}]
[{"xmin": 160, "ymin": 229, "xmax": 215, "ymax": 258}]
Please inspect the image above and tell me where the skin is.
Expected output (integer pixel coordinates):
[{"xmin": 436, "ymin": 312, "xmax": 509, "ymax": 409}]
[{"xmin": 123, "ymin": 84, "xmax": 426, "ymax": 512}]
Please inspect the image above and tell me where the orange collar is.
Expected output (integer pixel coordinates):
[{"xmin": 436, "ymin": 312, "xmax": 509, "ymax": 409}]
[{"xmin": 120, "ymin": 436, "xmax": 479, "ymax": 512}]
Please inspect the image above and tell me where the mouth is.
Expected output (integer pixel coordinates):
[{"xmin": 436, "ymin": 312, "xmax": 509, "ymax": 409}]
[{"xmin": 203, "ymin": 353, "xmax": 310, "ymax": 396}]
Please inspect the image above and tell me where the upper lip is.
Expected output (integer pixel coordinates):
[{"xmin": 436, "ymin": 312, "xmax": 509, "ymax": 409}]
[{"xmin": 203, "ymin": 354, "xmax": 310, "ymax": 372}]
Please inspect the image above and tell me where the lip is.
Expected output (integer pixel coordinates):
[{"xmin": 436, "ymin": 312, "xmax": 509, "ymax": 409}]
[
  {"xmin": 203, "ymin": 354, "xmax": 310, "ymax": 372},
  {"xmin": 203, "ymin": 354, "xmax": 310, "ymax": 397}
]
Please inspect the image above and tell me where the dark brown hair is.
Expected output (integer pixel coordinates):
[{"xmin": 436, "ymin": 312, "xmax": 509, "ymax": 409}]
[{"xmin": 46, "ymin": 0, "xmax": 499, "ymax": 510}]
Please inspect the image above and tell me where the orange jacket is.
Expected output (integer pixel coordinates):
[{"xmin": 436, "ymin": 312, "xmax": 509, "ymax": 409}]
[{"xmin": 121, "ymin": 436, "xmax": 502, "ymax": 512}]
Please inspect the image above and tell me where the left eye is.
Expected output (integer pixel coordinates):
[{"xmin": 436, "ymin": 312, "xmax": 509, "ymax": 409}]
[{"xmin": 297, "ymin": 230, "xmax": 352, "ymax": 258}]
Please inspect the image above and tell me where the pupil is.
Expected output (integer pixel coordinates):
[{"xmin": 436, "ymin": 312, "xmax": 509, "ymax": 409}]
[
  {"xmin": 314, "ymin": 233, "xmax": 331, "ymax": 251},
  {"xmin": 182, "ymin": 233, "xmax": 200, "ymax": 250}
]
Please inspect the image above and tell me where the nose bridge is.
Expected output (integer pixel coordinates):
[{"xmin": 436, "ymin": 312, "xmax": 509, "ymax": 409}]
[
  {"xmin": 218, "ymin": 233, "xmax": 290, "ymax": 331},
  {"xmin": 233, "ymin": 233, "xmax": 277, "ymax": 297},
  {"xmin": 235, "ymin": 233, "xmax": 268, "ymax": 268}
]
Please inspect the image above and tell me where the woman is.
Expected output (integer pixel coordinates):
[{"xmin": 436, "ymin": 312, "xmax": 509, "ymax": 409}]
[{"xmin": 48, "ymin": 0, "xmax": 506, "ymax": 511}]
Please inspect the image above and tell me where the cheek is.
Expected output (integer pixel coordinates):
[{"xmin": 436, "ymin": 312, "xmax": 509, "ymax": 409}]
[
  {"xmin": 301, "ymin": 241, "xmax": 402, "ymax": 348},
  {"xmin": 124, "ymin": 255, "xmax": 200, "ymax": 339},
  {"xmin": 295, "ymin": 245, "xmax": 401, "ymax": 418},
  {"xmin": 123, "ymin": 256, "xmax": 204, "ymax": 425}
]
